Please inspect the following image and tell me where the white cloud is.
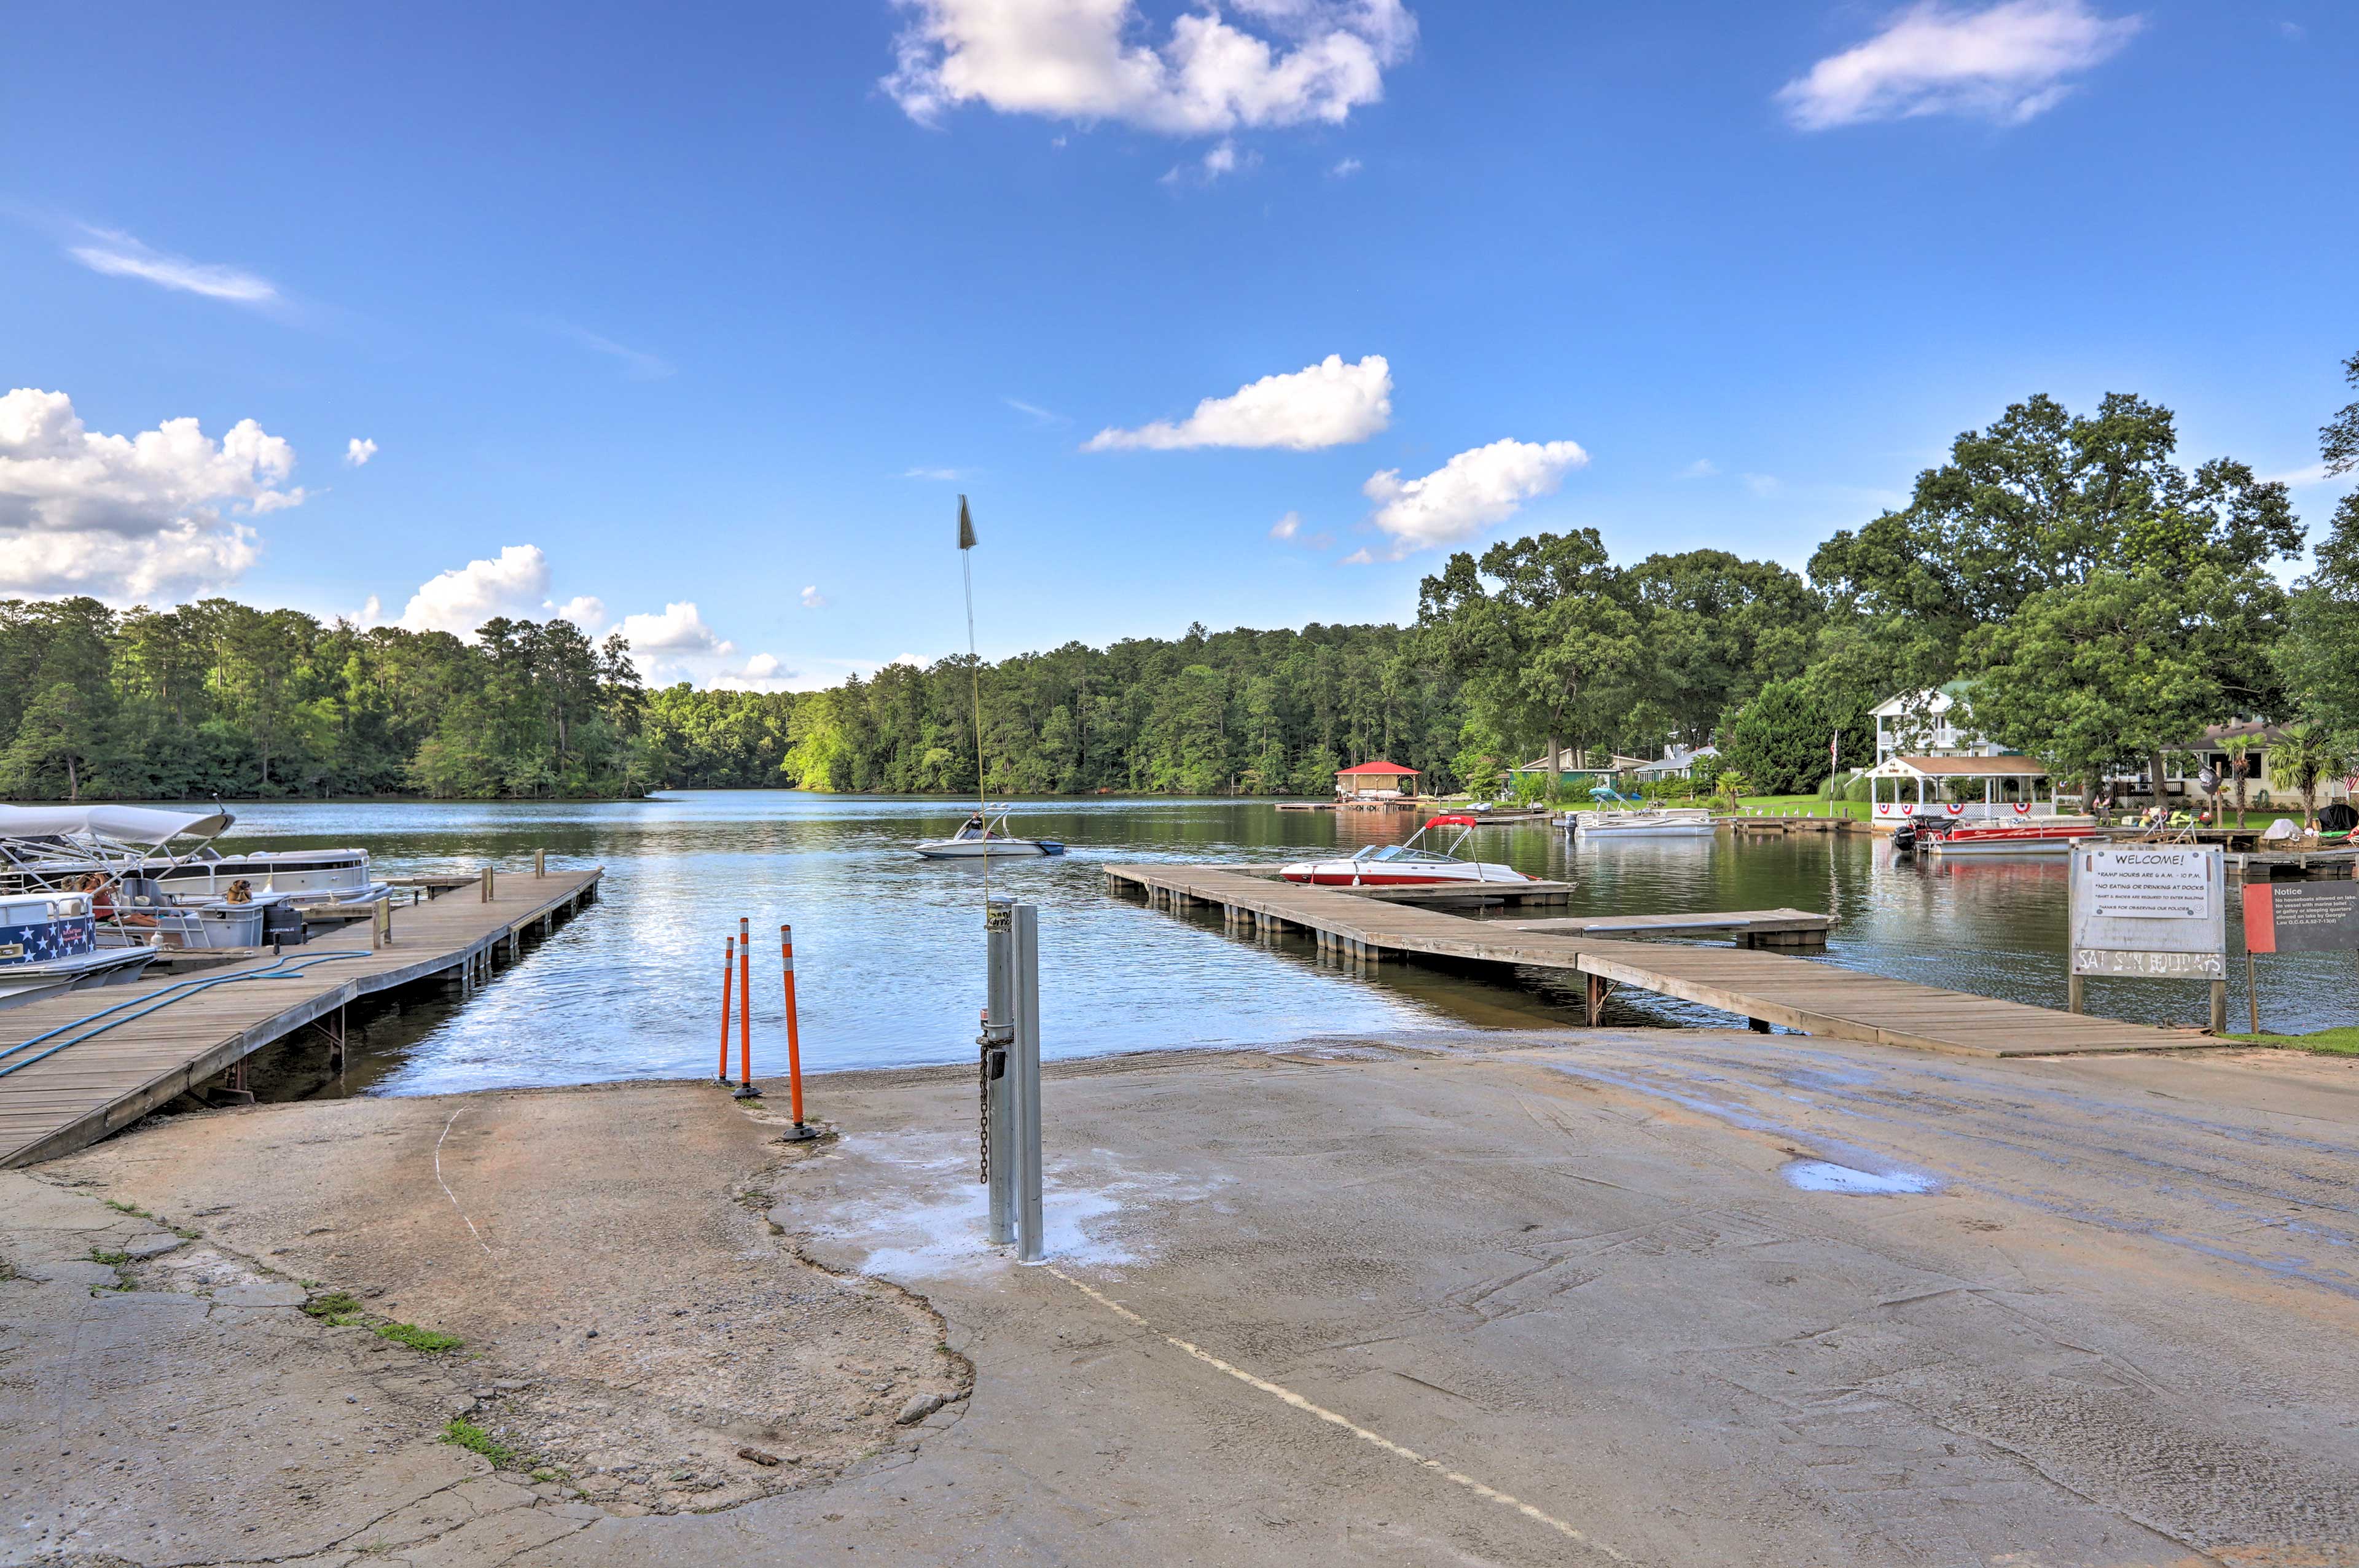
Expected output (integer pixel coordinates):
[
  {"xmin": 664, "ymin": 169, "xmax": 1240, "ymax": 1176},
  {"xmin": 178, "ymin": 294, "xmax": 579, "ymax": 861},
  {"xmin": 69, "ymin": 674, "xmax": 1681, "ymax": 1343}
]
[
  {"xmin": 345, "ymin": 437, "xmax": 378, "ymax": 467},
  {"xmin": 885, "ymin": 0, "xmax": 1416, "ymax": 136},
  {"xmin": 0, "ymin": 388, "xmax": 307, "ymax": 601},
  {"xmin": 536, "ymin": 319, "xmax": 675, "ymax": 380},
  {"xmin": 2278, "ymin": 20, "xmax": 2305, "ymax": 42},
  {"xmin": 1679, "ymin": 458, "xmax": 1719, "ymax": 479},
  {"xmin": 396, "ymin": 545, "xmax": 555, "ymax": 634},
  {"xmin": 66, "ymin": 227, "xmax": 278, "ymax": 304},
  {"xmin": 1359, "ymin": 437, "xmax": 1589, "ymax": 559},
  {"xmin": 618, "ymin": 600, "xmax": 732, "ymax": 655},
  {"xmin": 709, "ymin": 652, "xmax": 800, "ymax": 693},
  {"xmin": 1004, "ymin": 396, "xmax": 1068, "ymax": 427},
  {"xmin": 800, "ymin": 585, "xmax": 828, "ymax": 608},
  {"xmin": 359, "ymin": 595, "xmax": 383, "ymax": 626},
  {"xmin": 1743, "ymin": 472, "xmax": 1782, "ymax": 497},
  {"xmin": 1269, "ymin": 510, "xmax": 1302, "ymax": 539},
  {"xmin": 1086, "ymin": 354, "xmax": 1391, "ymax": 451},
  {"xmin": 1777, "ymin": 0, "xmax": 2142, "ymax": 131},
  {"xmin": 1330, "ymin": 156, "xmax": 1363, "ymax": 177},
  {"xmin": 903, "ymin": 466, "xmax": 970, "ymax": 480},
  {"xmin": 552, "ymin": 595, "xmax": 608, "ymax": 631}
]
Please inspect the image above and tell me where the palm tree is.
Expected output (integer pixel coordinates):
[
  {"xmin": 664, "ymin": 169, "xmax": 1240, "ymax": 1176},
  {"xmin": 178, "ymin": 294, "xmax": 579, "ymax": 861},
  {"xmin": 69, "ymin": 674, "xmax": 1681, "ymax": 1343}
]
[
  {"xmin": 2266, "ymin": 725, "xmax": 2352, "ymax": 826},
  {"xmin": 2226, "ymin": 738, "xmax": 2253, "ymax": 829}
]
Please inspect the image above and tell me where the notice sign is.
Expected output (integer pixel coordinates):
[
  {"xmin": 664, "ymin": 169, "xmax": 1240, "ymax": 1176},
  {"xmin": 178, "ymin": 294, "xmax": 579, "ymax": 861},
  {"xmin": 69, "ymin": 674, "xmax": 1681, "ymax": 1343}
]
[
  {"xmin": 2071, "ymin": 846, "xmax": 2226, "ymax": 980},
  {"xmin": 2087, "ymin": 848, "xmax": 2215, "ymax": 919},
  {"xmin": 2245, "ymin": 883, "xmax": 2359, "ymax": 954}
]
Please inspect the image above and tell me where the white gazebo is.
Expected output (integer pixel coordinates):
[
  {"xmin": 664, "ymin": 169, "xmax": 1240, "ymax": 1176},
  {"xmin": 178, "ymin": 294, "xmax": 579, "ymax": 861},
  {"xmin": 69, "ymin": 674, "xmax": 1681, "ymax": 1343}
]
[{"xmin": 1863, "ymin": 755, "xmax": 2062, "ymax": 831}]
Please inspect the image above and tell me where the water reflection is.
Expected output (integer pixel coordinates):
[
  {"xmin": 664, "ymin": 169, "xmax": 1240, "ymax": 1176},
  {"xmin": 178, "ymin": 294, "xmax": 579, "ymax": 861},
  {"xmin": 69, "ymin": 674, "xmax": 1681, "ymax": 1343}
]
[{"xmin": 194, "ymin": 794, "xmax": 2356, "ymax": 1099}]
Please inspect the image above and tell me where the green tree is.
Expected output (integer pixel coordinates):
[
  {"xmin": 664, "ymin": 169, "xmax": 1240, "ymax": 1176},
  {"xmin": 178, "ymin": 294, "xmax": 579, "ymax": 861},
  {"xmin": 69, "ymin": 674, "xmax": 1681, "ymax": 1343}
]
[
  {"xmin": 1721, "ymin": 678, "xmax": 1853, "ymax": 796},
  {"xmin": 2277, "ymin": 351, "xmax": 2359, "ymax": 745},
  {"xmin": 2267, "ymin": 724, "xmax": 2350, "ymax": 824}
]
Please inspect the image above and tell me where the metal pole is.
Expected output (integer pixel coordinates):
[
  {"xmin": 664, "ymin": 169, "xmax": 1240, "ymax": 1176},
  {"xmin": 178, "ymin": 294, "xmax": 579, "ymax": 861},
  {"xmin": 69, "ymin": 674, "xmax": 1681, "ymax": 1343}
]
[
  {"xmin": 737, "ymin": 917, "xmax": 754, "ymax": 1093},
  {"xmin": 984, "ymin": 900, "xmax": 1015, "ymax": 1246},
  {"xmin": 1012, "ymin": 902, "xmax": 1044, "ymax": 1263}
]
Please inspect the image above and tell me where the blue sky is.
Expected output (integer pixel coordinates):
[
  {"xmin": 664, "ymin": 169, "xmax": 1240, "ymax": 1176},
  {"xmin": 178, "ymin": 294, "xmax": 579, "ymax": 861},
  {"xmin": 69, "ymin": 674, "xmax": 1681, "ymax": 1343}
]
[{"xmin": 4, "ymin": 1, "xmax": 2353, "ymax": 688}]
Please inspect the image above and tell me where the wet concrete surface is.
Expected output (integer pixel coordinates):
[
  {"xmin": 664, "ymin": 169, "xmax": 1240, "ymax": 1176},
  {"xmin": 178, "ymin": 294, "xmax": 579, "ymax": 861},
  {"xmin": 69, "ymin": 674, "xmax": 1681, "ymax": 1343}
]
[{"xmin": 8, "ymin": 1031, "xmax": 2359, "ymax": 1564}]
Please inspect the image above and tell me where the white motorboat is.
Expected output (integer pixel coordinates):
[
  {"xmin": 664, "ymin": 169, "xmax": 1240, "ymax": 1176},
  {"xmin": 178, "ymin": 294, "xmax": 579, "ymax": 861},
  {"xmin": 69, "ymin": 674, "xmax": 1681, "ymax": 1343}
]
[
  {"xmin": 913, "ymin": 807, "xmax": 1067, "ymax": 860},
  {"xmin": 1567, "ymin": 788, "xmax": 1716, "ymax": 840},
  {"xmin": 0, "ymin": 889, "xmax": 160, "ymax": 1007},
  {"xmin": 1280, "ymin": 814, "xmax": 1532, "ymax": 886}
]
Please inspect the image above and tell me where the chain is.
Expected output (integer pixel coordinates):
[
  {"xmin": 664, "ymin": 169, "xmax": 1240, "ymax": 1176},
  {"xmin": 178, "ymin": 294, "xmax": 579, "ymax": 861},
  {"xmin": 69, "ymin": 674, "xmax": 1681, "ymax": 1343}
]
[{"xmin": 977, "ymin": 1034, "xmax": 992, "ymax": 1185}]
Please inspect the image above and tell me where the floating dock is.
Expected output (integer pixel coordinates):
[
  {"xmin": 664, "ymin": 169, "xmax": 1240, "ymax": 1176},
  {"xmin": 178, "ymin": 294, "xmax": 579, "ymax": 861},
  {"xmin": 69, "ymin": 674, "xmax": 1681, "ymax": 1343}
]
[
  {"xmin": 1104, "ymin": 864, "xmax": 2207, "ymax": 1057},
  {"xmin": 0, "ymin": 866, "xmax": 601, "ymax": 1168}
]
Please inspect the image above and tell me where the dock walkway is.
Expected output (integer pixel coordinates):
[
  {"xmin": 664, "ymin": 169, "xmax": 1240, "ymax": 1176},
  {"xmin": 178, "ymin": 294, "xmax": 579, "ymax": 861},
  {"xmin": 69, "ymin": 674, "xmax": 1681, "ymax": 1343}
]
[
  {"xmin": 1105, "ymin": 864, "xmax": 2205, "ymax": 1058},
  {"xmin": 0, "ymin": 866, "xmax": 601, "ymax": 1168}
]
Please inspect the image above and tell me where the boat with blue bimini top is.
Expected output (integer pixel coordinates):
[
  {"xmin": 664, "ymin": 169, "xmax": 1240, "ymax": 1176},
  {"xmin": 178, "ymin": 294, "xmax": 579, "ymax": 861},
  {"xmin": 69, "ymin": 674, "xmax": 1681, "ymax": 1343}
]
[{"xmin": 913, "ymin": 806, "xmax": 1067, "ymax": 860}]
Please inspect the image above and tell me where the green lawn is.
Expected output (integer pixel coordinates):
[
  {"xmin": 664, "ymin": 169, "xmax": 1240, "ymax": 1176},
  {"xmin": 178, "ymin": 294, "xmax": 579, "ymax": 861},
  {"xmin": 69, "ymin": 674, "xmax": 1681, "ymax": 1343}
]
[{"xmin": 2220, "ymin": 1028, "xmax": 2359, "ymax": 1056}]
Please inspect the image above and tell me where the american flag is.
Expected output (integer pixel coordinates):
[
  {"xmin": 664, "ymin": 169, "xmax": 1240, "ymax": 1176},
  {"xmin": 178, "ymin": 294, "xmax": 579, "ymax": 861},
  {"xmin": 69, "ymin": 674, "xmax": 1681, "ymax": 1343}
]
[{"xmin": 0, "ymin": 916, "xmax": 93, "ymax": 964}]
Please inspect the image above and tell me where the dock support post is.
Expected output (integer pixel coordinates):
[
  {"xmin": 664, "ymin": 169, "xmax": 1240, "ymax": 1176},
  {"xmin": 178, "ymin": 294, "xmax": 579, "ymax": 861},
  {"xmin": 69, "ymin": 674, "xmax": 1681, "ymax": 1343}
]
[
  {"xmin": 535, "ymin": 848, "xmax": 546, "ymax": 878},
  {"xmin": 2067, "ymin": 972, "xmax": 2085, "ymax": 1014},
  {"xmin": 1011, "ymin": 903, "xmax": 1044, "ymax": 1264},
  {"xmin": 374, "ymin": 898, "xmax": 392, "ymax": 950},
  {"xmin": 2209, "ymin": 978, "xmax": 2229, "ymax": 1035},
  {"xmin": 480, "ymin": 866, "xmax": 495, "ymax": 904},
  {"xmin": 1586, "ymin": 972, "xmax": 1607, "ymax": 1028},
  {"xmin": 984, "ymin": 903, "xmax": 1015, "ymax": 1246}
]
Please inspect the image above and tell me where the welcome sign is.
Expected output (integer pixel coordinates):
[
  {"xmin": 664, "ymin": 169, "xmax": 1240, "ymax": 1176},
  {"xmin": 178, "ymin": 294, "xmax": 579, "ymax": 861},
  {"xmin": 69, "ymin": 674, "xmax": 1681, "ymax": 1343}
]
[{"xmin": 2070, "ymin": 846, "xmax": 2226, "ymax": 980}]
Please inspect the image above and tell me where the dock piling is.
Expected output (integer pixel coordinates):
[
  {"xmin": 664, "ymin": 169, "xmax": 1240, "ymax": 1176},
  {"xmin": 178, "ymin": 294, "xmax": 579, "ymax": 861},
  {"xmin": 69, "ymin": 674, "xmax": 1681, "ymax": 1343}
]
[
  {"xmin": 718, "ymin": 936, "xmax": 735, "ymax": 1083},
  {"xmin": 480, "ymin": 866, "xmax": 495, "ymax": 903},
  {"xmin": 535, "ymin": 848, "xmax": 546, "ymax": 878},
  {"xmin": 735, "ymin": 918, "xmax": 756, "ymax": 1096},
  {"xmin": 778, "ymin": 924, "xmax": 815, "ymax": 1136}
]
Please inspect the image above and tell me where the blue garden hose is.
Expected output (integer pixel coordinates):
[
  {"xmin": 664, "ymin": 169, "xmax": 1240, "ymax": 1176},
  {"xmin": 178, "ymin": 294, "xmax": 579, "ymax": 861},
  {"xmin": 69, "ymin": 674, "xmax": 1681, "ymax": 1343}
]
[{"xmin": 0, "ymin": 951, "xmax": 368, "ymax": 1081}]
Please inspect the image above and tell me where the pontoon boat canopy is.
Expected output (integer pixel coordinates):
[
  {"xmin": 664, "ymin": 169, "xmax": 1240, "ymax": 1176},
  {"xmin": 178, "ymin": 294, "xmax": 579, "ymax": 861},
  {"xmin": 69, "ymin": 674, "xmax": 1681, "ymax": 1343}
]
[{"xmin": 0, "ymin": 804, "xmax": 235, "ymax": 846}]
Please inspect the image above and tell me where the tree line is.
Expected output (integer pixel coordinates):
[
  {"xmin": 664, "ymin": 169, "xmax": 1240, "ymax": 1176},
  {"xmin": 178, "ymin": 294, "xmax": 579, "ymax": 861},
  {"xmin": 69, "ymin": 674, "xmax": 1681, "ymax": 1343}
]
[{"xmin": 3, "ymin": 358, "xmax": 2353, "ymax": 803}]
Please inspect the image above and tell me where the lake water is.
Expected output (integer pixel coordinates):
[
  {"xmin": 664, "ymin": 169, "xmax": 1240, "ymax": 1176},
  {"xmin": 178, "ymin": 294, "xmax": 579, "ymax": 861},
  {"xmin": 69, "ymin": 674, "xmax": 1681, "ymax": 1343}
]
[{"xmin": 202, "ymin": 792, "xmax": 2358, "ymax": 1099}]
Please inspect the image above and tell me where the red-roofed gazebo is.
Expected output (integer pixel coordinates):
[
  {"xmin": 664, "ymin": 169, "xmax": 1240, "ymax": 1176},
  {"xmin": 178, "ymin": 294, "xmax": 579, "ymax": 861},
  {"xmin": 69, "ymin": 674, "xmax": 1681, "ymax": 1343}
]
[{"xmin": 1335, "ymin": 760, "xmax": 1420, "ymax": 800}]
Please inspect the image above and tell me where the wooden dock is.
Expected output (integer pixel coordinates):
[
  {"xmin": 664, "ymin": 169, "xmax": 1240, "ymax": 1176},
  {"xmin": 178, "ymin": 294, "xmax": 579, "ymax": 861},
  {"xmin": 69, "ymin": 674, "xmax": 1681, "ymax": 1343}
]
[
  {"xmin": 1492, "ymin": 907, "xmax": 1834, "ymax": 948},
  {"xmin": 0, "ymin": 866, "xmax": 602, "ymax": 1168},
  {"xmin": 1105, "ymin": 864, "xmax": 2207, "ymax": 1058}
]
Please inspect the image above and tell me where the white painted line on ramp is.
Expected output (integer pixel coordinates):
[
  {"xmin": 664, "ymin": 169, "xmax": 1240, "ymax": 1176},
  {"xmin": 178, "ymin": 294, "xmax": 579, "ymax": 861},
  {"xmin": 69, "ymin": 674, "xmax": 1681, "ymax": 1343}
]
[{"xmin": 1045, "ymin": 1263, "xmax": 1627, "ymax": 1561}]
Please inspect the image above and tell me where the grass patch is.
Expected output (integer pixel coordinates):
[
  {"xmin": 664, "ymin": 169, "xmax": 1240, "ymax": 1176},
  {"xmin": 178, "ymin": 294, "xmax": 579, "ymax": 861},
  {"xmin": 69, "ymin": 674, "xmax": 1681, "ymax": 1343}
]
[
  {"xmin": 102, "ymin": 1199, "xmax": 151, "ymax": 1217},
  {"xmin": 439, "ymin": 1418, "xmax": 522, "ymax": 1469},
  {"xmin": 88, "ymin": 1249, "xmax": 130, "ymax": 1267},
  {"xmin": 377, "ymin": 1322, "xmax": 463, "ymax": 1353},
  {"xmin": 302, "ymin": 1290, "xmax": 367, "ymax": 1326},
  {"xmin": 2220, "ymin": 1028, "xmax": 2359, "ymax": 1056}
]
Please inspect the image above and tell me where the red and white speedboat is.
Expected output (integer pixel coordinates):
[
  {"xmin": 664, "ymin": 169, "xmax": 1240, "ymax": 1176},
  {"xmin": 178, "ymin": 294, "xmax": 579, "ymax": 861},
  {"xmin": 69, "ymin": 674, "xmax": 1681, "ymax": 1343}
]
[
  {"xmin": 1908, "ymin": 814, "xmax": 2102, "ymax": 856},
  {"xmin": 1280, "ymin": 816, "xmax": 1532, "ymax": 886}
]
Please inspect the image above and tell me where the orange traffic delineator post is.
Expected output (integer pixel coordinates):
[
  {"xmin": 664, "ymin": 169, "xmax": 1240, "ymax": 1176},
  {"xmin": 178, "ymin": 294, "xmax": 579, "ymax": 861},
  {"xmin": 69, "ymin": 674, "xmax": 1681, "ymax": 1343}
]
[
  {"xmin": 778, "ymin": 922, "xmax": 816, "ymax": 1139},
  {"xmin": 735, "ymin": 916, "xmax": 758, "ymax": 1099},
  {"xmin": 717, "ymin": 936, "xmax": 735, "ymax": 1083}
]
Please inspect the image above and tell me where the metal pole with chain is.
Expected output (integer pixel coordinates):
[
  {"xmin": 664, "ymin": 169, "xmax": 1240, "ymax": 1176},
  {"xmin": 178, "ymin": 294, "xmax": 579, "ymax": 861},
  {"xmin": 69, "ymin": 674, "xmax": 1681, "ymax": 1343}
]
[{"xmin": 982, "ymin": 899, "xmax": 1015, "ymax": 1246}]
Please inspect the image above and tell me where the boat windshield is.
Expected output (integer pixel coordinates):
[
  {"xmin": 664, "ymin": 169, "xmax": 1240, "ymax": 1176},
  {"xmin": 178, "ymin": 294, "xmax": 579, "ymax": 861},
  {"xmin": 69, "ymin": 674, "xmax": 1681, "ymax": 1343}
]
[{"xmin": 1358, "ymin": 845, "xmax": 1454, "ymax": 864}]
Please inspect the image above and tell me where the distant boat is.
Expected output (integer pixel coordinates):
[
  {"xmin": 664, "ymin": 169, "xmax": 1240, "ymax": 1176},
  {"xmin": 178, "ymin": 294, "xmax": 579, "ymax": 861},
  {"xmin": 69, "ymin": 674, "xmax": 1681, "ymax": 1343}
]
[
  {"xmin": 1280, "ymin": 814, "xmax": 1531, "ymax": 885},
  {"xmin": 913, "ymin": 807, "xmax": 1066, "ymax": 860},
  {"xmin": 1910, "ymin": 817, "xmax": 2100, "ymax": 857},
  {"xmin": 1563, "ymin": 786, "xmax": 1716, "ymax": 840}
]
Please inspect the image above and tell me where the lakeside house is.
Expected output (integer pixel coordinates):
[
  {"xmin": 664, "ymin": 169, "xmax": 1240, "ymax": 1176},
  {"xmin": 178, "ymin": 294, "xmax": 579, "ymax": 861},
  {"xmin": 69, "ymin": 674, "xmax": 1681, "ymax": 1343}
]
[
  {"xmin": 1871, "ymin": 684, "xmax": 2003, "ymax": 762},
  {"xmin": 1631, "ymin": 744, "xmax": 1719, "ymax": 783},
  {"xmin": 1506, "ymin": 747, "xmax": 1647, "ymax": 788},
  {"xmin": 1334, "ymin": 759, "xmax": 1420, "ymax": 800},
  {"xmin": 2167, "ymin": 720, "xmax": 2353, "ymax": 806}
]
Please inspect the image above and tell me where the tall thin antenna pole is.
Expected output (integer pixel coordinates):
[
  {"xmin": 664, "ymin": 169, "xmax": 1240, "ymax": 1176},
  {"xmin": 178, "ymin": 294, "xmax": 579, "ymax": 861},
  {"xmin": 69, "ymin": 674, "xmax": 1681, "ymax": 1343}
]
[{"xmin": 959, "ymin": 496, "xmax": 989, "ymax": 910}]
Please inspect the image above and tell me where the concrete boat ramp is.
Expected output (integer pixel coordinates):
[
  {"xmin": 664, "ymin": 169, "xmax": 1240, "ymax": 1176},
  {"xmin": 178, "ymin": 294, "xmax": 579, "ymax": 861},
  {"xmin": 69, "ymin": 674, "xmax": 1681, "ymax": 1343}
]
[
  {"xmin": 0, "ymin": 865, "xmax": 601, "ymax": 1168},
  {"xmin": 1105, "ymin": 862, "xmax": 2208, "ymax": 1056}
]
